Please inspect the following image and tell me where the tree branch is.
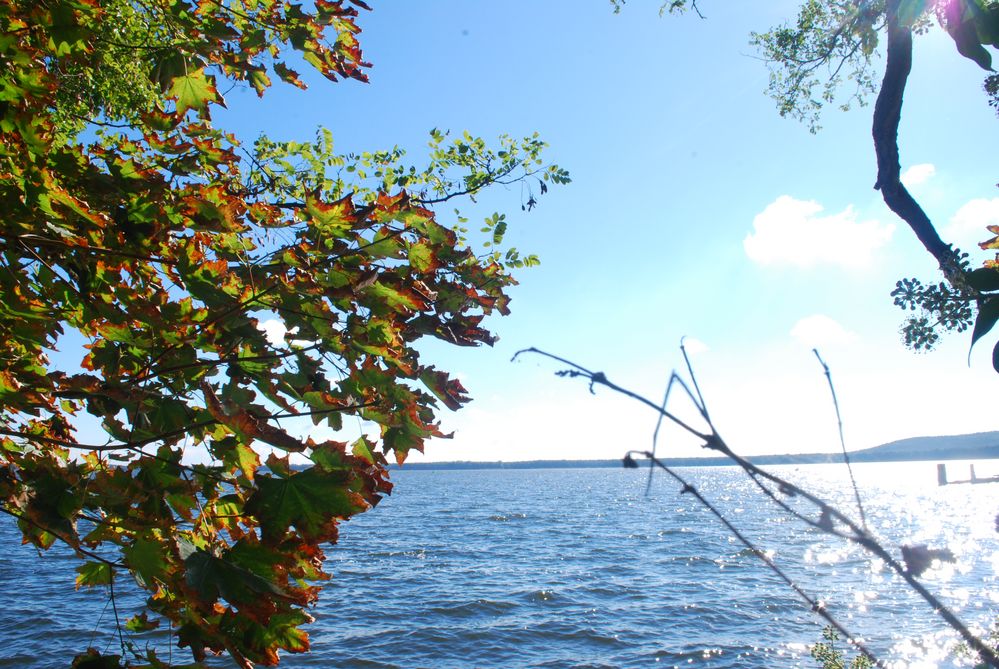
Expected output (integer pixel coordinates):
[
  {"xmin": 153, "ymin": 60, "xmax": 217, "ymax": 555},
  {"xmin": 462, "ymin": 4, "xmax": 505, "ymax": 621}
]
[
  {"xmin": 873, "ymin": 1, "xmax": 954, "ymax": 269},
  {"xmin": 628, "ymin": 450, "xmax": 882, "ymax": 666},
  {"xmin": 6, "ymin": 234, "xmax": 179, "ymax": 266},
  {"xmin": 521, "ymin": 347, "xmax": 999, "ymax": 668},
  {"xmin": 0, "ymin": 506, "xmax": 122, "ymax": 568}
]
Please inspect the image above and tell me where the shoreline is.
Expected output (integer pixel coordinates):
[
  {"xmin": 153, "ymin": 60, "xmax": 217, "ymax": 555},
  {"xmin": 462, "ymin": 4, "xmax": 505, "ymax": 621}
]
[{"xmin": 392, "ymin": 450, "xmax": 999, "ymax": 471}]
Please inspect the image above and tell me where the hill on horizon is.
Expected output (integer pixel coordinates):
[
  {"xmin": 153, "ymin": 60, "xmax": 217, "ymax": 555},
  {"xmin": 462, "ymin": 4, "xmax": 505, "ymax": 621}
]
[
  {"xmin": 852, "ymin": 431, "xmax": 999, "ymax": 459},
  {"xmin": 397, "ymin": 431, "xmax": 999, "ymax": 470}
]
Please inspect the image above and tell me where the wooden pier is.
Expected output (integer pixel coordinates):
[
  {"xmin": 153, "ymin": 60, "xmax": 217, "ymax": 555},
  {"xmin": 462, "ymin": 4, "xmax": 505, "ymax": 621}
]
[{"xmin": 937, "ymin": 463, "xmax": 999, "ymax": 486}]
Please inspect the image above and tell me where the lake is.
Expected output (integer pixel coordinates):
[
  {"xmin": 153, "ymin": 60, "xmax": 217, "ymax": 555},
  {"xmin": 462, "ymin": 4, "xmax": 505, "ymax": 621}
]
[{"xmin": 1, "ymin": 461, "xmax": 997, "ymax": 668}]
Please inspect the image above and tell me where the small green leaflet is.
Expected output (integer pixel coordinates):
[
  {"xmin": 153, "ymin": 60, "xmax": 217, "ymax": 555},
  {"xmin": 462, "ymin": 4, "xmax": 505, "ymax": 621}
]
[
  {"xmin": 168, "ymin": 68, "xmax": 223, "ymax": 116},
  {"xmin": 75, "ymin": 562, "xmax": 113, "ymax": 588}
]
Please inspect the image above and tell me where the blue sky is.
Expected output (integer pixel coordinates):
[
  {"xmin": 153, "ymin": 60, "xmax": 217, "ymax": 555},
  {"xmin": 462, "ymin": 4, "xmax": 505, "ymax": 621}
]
[{"xmin": 216, "ymin": 2, "xmax": 999, "ymax": 462}]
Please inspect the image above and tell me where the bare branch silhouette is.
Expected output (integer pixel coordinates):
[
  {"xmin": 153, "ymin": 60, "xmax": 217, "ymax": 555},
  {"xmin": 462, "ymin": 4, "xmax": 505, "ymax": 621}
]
[
  {"xmin": 513, "ymin": 346, "xmax": 999, "ymax": 668},
  {"xmin": 813, "ymin": 348, "xmax": 868, "ymax": 530}
]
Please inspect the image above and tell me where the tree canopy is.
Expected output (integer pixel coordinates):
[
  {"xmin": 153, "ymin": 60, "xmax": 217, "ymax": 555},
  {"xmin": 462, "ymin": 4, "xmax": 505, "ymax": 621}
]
[
  {"xmin": 0, "ymin": 1, "xmax": 567, "ymax": 666},
  {"xmin": 654, "ymin": 0, "xmax": 999, "ymax": 368},
  {"xmin": 758, "ymin": 0, "xmax": 999, "ymax": 365}
]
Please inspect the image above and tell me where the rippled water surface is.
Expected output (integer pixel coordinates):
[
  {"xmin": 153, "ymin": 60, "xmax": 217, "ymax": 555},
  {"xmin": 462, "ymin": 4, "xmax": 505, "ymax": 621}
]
[{"xmin": 2, "ymin": 462, "xmax": 997, "ymax": 668}]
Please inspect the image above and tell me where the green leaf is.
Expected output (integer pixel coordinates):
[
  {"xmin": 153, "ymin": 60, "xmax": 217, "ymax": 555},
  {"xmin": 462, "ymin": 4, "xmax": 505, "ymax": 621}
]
[
  {"xmin": 265, "ymin": 452, "xmax": 293, "ymax": 478},
  {"xmin": 184, "ymin": 549, "xmax": 286, "ymax": 604},
  {"xmin": 420, "ymin": 367, "xmax": 470, "ymax": 411},
  {"xmin": 71, "ymin": 650, "xmax": 122, "ymax": 669},
  {"xmin": 248, "ymin": 611, "xmax": 312, "ymax": 655},
  {"xmin": 248, "ymin": 68, "xmax": 271, "ymax": 96},
  {"xmin": 412, "ymin": 216, "xmax": 456, "ymax": 246},
  {"xmin": 123, "ymin": 537, "xmax": 168, "ymax": 586},
  {"xmin": 967, "ymin": 267, "xmax": 999, "ymax": 291},
  {"xmin": 235, "ymin": 347, "xmax": 272, "ymax": 374},
  {"xmin": 125, "ymin": 612, "xmax": 160, "ymax": 633},
  {"xmin": 366, "ymin": 228, "xmax": 405, "ymax": 259},
  {"xmin": 305, "ymin": 195, "xmax": 355, "ymax": 237},
  {"xmin": 226, "ymin": 441, "xmax": 260, "ymax": 481},
  {"xmin": 75, "ymin": 562, "xmax": 113, "ymax": 588},
  {"xmin": 179, "ymin": 259, "xmax": 230, "ymax": 308},
  {"xmin": 363, "ymin": 282, "xmax": 424, "ymax": 312},
  {"xmin": 407, "ymin": 242, "xmax": 435, "ymax": 272},
  {"xmin": 151, "ymin": 398, "xmax": 191, "ymax": 434},
  {"xmin": 351, "ymin": 436, "xmax": 376, "ymax": 464},
  {"xmin": 168, "ymin": 68, "xmax": 223, "ymax": 115},
  {"xmin": 310, "ymin": 441, "xmax": 349, "ymax": 471},
  {"xmin": 0, "ymin": 371, "xmax": 20, "ymax": 402},
  {"xmin": 246, "ymin": 467, "xmax": 366, "ymax": 541},
  {"xmin": 226, "ymin": 540, "xmax": 283, "ymax": 583},
  {"xmin": 274, "ymin": 61, "xmax": 306, "ymax": 88},
  {"xmin": 214, "ymin": 494, "xmax": 243, "ymax": 518},
  {"xmin": 969, "ymin": 297, "xmax": 999, "ymax": 359},
  {"xmin": 492, "ymin": 218, "xmax": 508, "ymax": 245}
]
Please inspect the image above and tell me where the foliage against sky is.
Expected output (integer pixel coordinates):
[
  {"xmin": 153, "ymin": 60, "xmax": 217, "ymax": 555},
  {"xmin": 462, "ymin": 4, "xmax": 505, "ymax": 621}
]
[
  {"xmin": 729, "ymin": 0, "xmax": 999, "ymax": 363},
  {"xmin": 0, "ymin": 0, "xmax": 566, "ymax": 665},
  {"xmin": 427, "ymin": 0, "xmax": 997, "ymax": 464},
  {"xmin": 3, "ymin": 0, "xmax": 999, "ymax": 664}
]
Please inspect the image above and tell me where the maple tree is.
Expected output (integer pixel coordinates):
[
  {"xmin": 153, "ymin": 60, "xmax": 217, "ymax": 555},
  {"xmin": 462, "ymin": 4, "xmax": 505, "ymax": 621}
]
[{"xmin": 0, "ymin": 1, "xmax": 567, "ymax": 667}]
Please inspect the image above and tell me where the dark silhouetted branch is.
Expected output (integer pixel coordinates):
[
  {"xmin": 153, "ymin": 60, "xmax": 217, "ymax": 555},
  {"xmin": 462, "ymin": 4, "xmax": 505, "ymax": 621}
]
[
  {"xmin": 626, "ymin": 449, "xmax": 882, "ymax": 667},
  {"xmin": 813, "ymin": 349, "xmax": 868, "ymax": 530},
  {"xmin": 873, "ymin": 0, "xmax": 954, "ymax": 270},
  {"xmin": 517, "ymin": 346, "xmax": 999, "ymax": 668}
]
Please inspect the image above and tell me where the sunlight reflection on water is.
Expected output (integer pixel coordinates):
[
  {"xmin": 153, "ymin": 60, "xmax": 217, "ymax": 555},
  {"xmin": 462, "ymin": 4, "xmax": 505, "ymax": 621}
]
[{"xmin": 0, "ymin": 461, "xmax": 996, "ymax": 668}]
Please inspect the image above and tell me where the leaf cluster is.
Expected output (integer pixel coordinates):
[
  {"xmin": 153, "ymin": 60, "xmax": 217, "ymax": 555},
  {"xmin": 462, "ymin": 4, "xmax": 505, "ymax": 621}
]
[
  {"xmin": 751, "ymin": 0, "xmax": 886, "ymax": 132},
  {"xmin": 892, "ymin": 255, "xmax": 999, "ymax": 370},
  {"xmin": 891, "ymin": 271, "xmax": 974, "ymax": 352},
  {"xmin": 610, "ymin": 0, "xmax": 699, "ymax": 18},
  {"xmin": 0, "ymin": 0, "xmax": 566, "ymax": 666},
  {"xmin": 811, "ymin": 626, "xmax": 875, "ymax": 669},
  {"xmin": 750, "ymin": 0, "xmax": 999, "ymax": 131},
  {"xmin": 953, "ymin": 616, "xmax": 999, "ymax": 668},
  {"xmin": 748, "ymin": 0, "xmax": 999, "ymax": 367}
]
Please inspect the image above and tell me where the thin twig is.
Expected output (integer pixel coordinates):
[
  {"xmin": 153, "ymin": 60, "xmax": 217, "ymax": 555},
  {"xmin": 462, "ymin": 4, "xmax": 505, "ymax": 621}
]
[
  {"xmin": 518, "ymin": 347, "xmax": 999, "ymax": 668},
  {"xmin": 645, "ymin": 369, "xmax": 708, "ymax": 496},
  {"xmin": 647, "ymin": 372, "xmax": 680, "ymax": 496},
  {"xmin": 0, "ymin": 506, "xmax": 122, "ymax": 567},
  {"xmin": 680, "ymin": 336, "xmax": 710, "ymax": 423},
  {"xmin": 627, "ymin": 449, "xmax": 883, "ymax": 667},
  {"xmin": 109, "ymin": 573, "xmax": 126, "ymax": 659},
  {"xmin": 813, "ymin": 349, "xmax": 867, "ymax": 530},
  {"xmin": 511, "ymin": 348, "xmax": 711, "ymax": 444}
]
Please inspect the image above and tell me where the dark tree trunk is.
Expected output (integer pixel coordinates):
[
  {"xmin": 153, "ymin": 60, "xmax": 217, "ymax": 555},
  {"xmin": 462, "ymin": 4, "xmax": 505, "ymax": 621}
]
[{"xmin": 873, "ymin": 0, "xmax": 956, "ymax": 273}]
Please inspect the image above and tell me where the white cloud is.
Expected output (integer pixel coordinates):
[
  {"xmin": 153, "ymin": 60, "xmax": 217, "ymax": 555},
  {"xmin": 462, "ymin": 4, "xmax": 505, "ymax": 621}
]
[
  {"xmin": 790, "ymin": 315, "xmax": 858, "ymax": 349},
  {"xmin": 901, "ymin": 163, "xmax": 936, "ymax": 187},
  {"xmin": 744, "ymin": 195, "xmax": 894, "ymax": 268},
  {"xmin": 259, "ymin": 318, "xmax": 288, "ymax": 346},
  {"xmin": 257, "ymin": 318, "xmax": 313, "ymax": 348},
  {"xmin": 943, "ymin": 197, "xmax": 999, "ymax": 250},
  {"xmin": 681, "ymin": 337, "xmax": 709, "ymax": 355}
]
